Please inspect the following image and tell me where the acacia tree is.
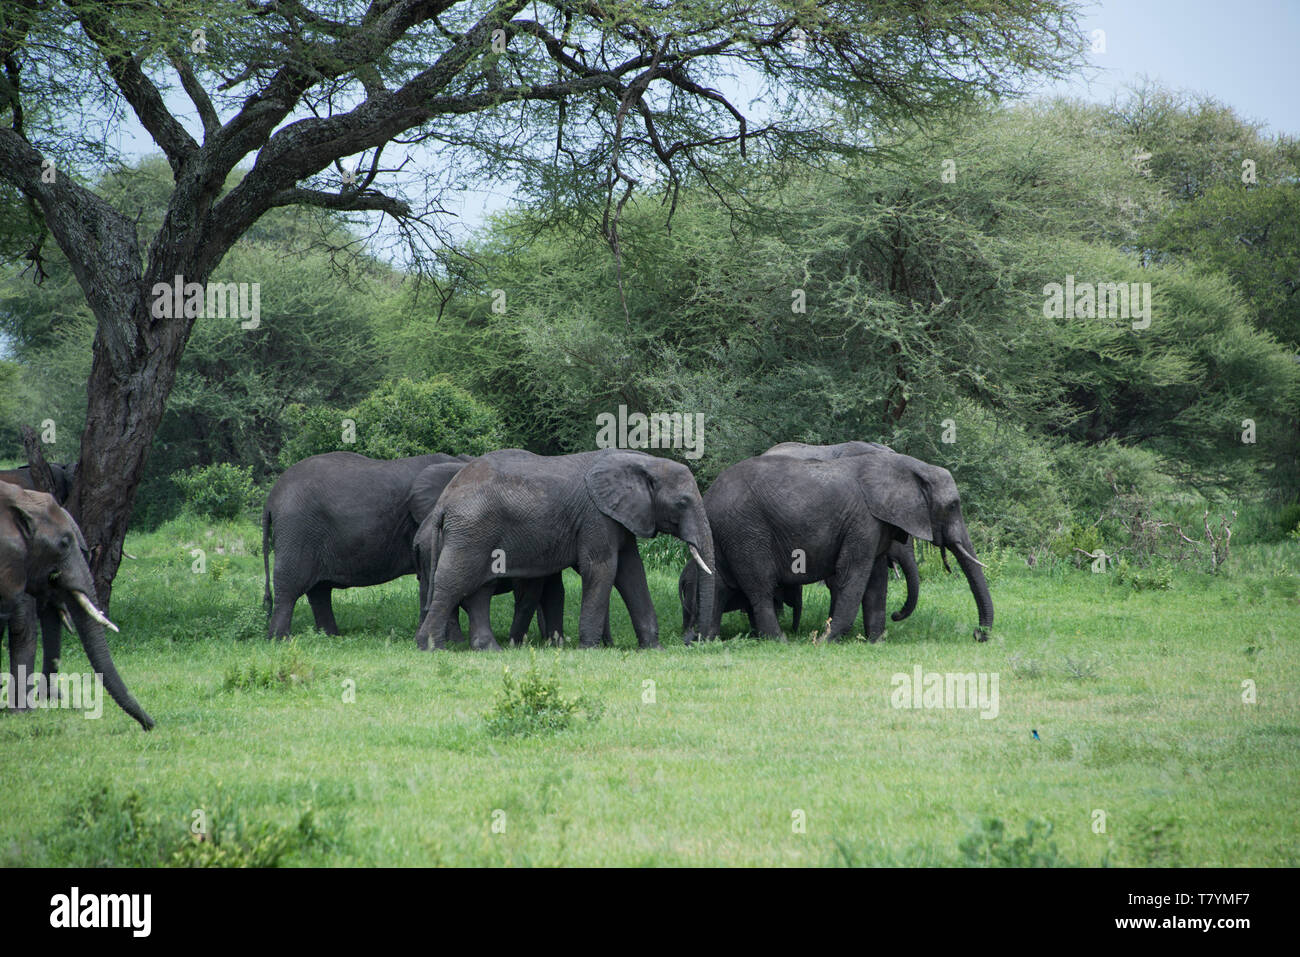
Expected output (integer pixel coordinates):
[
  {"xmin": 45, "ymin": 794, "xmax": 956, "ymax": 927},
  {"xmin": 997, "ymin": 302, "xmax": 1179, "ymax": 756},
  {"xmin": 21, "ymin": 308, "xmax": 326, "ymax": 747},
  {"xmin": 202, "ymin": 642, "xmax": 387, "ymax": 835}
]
[{"xmin": 0, "ymin": 0, "xmax": 1084, "ymax": 606}]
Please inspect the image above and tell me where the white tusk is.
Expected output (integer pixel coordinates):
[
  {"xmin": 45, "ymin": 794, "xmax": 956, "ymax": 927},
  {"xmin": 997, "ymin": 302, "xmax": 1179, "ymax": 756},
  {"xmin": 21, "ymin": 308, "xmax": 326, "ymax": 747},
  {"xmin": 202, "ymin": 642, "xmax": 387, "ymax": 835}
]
[
  {"xmin": 73, "ymin": 591, "xmax": 120, "ymax": 633},
  {"xmin": 952, "ymin": 542, "xmax": 988, "ymax": 569},
  {"xmin": 689, "ymin": 545, "xmax": 713, "ymax": 576},
  {"xmin": 58, "ymin": 603, "xmax": 75, "ymax": 633}
]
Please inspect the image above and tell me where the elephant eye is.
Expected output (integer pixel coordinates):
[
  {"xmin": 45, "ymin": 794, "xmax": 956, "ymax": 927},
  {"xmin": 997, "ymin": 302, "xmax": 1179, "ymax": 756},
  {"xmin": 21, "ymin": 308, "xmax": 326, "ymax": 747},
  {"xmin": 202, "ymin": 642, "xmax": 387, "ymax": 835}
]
[{"xmin": 59, "ymin": 533, "xmax": 73, "ymax": 551}]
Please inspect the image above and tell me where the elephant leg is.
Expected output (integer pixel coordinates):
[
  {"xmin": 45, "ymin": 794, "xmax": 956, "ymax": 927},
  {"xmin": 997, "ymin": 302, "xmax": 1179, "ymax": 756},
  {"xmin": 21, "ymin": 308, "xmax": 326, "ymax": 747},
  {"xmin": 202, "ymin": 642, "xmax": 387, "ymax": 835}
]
[
  {"xmin": 862, "ymin": 557, "xmax": 890, "ymax": 641},
  {"xmin": 306, "ymin": 583, "xmax": 340, "ymax": 635},
  {"xmin": 539, "ymin": 573, "xmax": 566, "ymax": 645},
  {"xmin": 577, "ymin": 560, "xmax": 617, "ymax": 649},
  {"xmin": 613, "ymin": 542, "xmax": 659, "ymax": 649},
  {"xmin": 39, "ymin": 601, "xmax": 62, "ymax": 702},
  {"xmin": 788, "ymin": 585, "xmax": 803, "ymax": 633},
  {"xmin": 268, "ymin": 574, "xmax": 301, "ymax": 639},
  {"xmin": 742, "ymin": 576, "xmax": 785, "ymax": 641},
  {"xmin": 508, "ymin": 578, "xmax": 544, "ymax": 647},
  {"xmin": 827, "ymin": 535, "xmax": 880, "ymax": 642},
  {"xmin": 5, "ymin": 598, "xmax": 37, "ymax": 711},
  {"xmin": 447, "ymin": 609, "xmax": 466, "ymax": 644},
  {"xmin": 465, "ymin": 584, "xmax": 502, "ymax": 652}
]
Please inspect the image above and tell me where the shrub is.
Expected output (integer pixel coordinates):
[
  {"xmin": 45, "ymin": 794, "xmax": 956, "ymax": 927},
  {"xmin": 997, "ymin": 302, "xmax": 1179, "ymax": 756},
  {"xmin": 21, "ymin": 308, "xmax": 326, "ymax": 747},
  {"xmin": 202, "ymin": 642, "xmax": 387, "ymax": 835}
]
[
  {"xmin": 281, "ymin": 377, "xmax": 504, "ymax": 466},
  {"xmin": 958, "ymin": 816, "xmax": 1072, "ymax": 867},
  {"xmin": 485, "ymin": 654, "xmax": 603, "ymax": 737},
  {"xmin": 173, "ymin": 463, "xmax": 258, "ymax": 521},
  {"xmin": 222, "ymin": 642, "xmax": 320, "ymax": 691}
]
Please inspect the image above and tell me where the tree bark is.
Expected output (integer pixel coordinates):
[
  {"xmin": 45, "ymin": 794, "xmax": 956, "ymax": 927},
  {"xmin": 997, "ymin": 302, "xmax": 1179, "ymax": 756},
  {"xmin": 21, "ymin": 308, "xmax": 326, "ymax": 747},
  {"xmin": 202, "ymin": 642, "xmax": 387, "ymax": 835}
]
[{"xmin": 19, "ymin": 425, "xmax": 55, "ymax": 496}]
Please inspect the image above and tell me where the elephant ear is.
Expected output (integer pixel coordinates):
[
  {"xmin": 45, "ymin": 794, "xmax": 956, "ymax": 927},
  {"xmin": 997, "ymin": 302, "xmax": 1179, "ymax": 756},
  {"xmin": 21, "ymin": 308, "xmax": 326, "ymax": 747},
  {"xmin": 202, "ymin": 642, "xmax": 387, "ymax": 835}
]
[
  {"xmin": 585, "ymin": 451, "xmax": 655, "ymax": 537},
  {"xmin": 8, "ymin": 502, "xmax": 37, "ymax": 544},
  {"xmin": 852, "ymin": 454, "xmax": 935, "ymax": 544}
]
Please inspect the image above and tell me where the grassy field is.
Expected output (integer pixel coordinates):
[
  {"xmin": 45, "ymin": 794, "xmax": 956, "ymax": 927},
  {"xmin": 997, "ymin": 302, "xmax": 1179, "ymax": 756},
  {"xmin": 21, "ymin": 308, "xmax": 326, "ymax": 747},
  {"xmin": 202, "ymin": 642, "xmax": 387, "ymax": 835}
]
[{"xmin": 2, "ymin": 514, "xmax": 1297, "ymax": 866}]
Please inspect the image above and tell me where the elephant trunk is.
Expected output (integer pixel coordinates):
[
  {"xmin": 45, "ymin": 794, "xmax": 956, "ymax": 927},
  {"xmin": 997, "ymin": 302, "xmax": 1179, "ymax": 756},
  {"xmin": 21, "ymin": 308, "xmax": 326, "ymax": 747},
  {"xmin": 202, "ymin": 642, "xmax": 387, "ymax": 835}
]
[
  {"xmin": 950, "ymin": 538, "xmax": 993, "ymax": 641},
  {"xmin": 679, "ymin": 504, "xmax": 714, "ymax": 645},
  {"xmin": 679, "ymin": 566, "xmax": 698, "ymax": 644},
  {"xmin": 67, "ymin": 598, "xmax": 154, "ymax": 730},
  {"xmin": 892, "ymin": 545, "xmax": 920, "ymax": 621}
]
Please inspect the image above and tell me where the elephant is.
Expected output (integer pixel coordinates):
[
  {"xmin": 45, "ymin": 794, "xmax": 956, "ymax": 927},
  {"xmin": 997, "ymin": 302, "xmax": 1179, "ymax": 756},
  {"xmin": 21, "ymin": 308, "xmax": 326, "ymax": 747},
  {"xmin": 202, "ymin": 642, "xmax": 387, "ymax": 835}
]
[
  {"xmin": 691, "ymin": 450, "xmax": 992, "ymax": 643},
  {"xmin": 416, "ymin": 448, "xmax": 714, "ymax": 651},
  {"xmin": 761, "ymin": 440, "xmax": 922, "ymax": 635},
  {"xmin": 408, "ymin": 460, "xmax": 569, "ymax": 647},
  {"xmin": 262, "ymin": 450, "xmax": 471, "ymax": 637},
  {"xmin": 0, "ymin": 462, "xmax": 77, "ymax": 504},
  {"xmin": 1, "ymin": 482, "xmax": 154, "ymax": 729},
  {"xmin": 0, "ymin": 462, "xmax": 79, "ymax": 695}
]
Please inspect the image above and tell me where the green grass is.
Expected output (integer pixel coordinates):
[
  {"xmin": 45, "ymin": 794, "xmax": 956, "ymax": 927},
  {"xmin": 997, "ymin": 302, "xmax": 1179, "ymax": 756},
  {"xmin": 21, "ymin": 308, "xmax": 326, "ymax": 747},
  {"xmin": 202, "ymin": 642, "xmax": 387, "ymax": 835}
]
[{"xmin": 2, "ymin": 515, "xmax": 1297, "ymax": 866}]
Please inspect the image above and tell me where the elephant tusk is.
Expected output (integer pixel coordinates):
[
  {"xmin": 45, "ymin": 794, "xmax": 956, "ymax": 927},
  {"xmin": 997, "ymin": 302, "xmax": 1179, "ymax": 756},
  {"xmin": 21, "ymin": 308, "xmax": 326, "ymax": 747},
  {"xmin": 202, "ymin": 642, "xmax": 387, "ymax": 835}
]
[
  {"xmin": 689, "ymin": 545, "xmax": 713, "ymax": 576},
  {"xmin": 951, "ymin": 542, "xmax": 988, "ymax": 569},
  {"xmin": 57, "ymin": 603, "xmax": 76, "ymax": 633},
  {"xmin": 73, "ymin": 591, "xmax": 120, "ymax": 633}
]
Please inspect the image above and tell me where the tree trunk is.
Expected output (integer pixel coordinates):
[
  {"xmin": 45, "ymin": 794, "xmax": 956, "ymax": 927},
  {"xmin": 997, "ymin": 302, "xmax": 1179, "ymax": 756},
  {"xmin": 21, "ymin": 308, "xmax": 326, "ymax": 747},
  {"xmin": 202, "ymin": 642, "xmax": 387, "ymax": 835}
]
[{"xmin": 67, "ymin": 305, "xmax": 193, "ymax": 612}]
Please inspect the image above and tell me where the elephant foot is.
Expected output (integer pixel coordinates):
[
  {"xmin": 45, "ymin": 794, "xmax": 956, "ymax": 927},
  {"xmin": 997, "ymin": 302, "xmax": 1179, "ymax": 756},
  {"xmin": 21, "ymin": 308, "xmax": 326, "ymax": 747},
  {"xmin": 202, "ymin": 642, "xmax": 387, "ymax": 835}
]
[
  {"xmin": 637, "ymin": 640, "xmax": 664, "ymax": 651},
  {"xmin": 867, "ymin": 634, "xmax": 885, "ymax": 644},
  {"xmin": 472, "ymin": 637, "xmax": 504, "ymax": 652},
  {"xmin": 548, "ymin": 632, "xmax": 565, "ymax": 648}
]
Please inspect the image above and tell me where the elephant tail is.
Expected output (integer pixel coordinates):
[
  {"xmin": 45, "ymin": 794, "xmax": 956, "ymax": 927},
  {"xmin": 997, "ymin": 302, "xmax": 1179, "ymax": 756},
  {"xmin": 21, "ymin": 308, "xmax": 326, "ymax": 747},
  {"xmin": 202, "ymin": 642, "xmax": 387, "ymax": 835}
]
[{"xmin": 262, "ymin": 505, "xmax": 273, "ymax": 612}]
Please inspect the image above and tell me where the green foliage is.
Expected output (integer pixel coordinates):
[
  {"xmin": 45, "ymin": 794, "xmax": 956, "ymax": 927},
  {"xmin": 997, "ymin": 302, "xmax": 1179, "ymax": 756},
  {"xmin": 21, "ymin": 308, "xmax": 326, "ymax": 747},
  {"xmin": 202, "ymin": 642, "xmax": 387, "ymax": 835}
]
[
  {"xmin": 280, "ymin": 377, "xmax": 503, "ymax": 466},
  {"xmin": 37, "ymin": 784, "xmax": 172, "ymax": 868},
  {"xmin": 171, "ymin": 799, "xmax": 341, "ymax": 868},
  {"xmin": 1050, "ymin": 524, "xmax": 1105, "ymax": 566},
  {"xmin": 958, "ymin": 816, "xmax": 1072, "ymax": 867},
  {"xmin": 222, "ymin": 642, "xmax": 319, "ymax": 691},
  {"xmin": 1112, "ymin": 558, "xmax": 1174, "ymax": 592},
  {"xmin": 485, "ymin": 654, "xmax": 603, "ymax": 737},
  {"xmin": 17, "ymin": 781, "xmax": 342, "ymax": 868},
  {"xmin": 173, "ymin": 463, "xmax": 258, "ymax": 522}
]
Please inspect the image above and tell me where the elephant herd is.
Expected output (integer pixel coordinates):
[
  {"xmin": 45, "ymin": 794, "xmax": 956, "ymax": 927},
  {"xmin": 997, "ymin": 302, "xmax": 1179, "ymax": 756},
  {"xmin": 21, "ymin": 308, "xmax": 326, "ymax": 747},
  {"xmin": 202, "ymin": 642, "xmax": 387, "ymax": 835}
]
[
  {"xmin": 262, "ymin": 440, "xmax": 993, "ymax": 654},
  {"xmin": 0, "ymin": 440, "xmax": 990, "ymax": 730}
]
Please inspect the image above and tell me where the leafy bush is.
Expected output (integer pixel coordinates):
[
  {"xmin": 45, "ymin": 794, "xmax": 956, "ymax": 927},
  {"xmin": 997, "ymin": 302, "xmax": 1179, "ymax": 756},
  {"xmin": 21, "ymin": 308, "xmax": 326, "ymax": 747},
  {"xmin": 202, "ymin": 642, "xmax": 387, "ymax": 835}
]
[
  {"xmin": 17, "ymin": 784, "xmax": 342, "ymax": 867},
  {"xmin": 173, "ymin": 463, "xmax": 258, "ymax": 521},
  {"xmin": 958, "ymin": 816, "xmax": 1072, "ymax": 867},
  {"xmin": 171, "ymin": 799, "xmax": 341, "ymax": 868},
  {"xmin": 281, "ymin": 377, "xmax": 504, "ymax": 466},
  {"xmin": 485, "ymin": 654, "xmax": 603, "ymax": 737},
  {"xmin": 1054, "ymin": 441, "xmax": 1177, "ymax": 516},
  {"xmin": 222, "ymin": 642, "xmax": 320, "ymax": 691}
]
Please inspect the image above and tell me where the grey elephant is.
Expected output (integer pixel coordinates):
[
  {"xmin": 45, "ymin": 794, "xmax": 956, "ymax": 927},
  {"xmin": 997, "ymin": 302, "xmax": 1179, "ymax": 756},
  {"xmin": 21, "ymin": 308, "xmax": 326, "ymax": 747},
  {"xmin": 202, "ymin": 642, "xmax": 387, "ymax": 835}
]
[
  {"xmin": 416, "ymin": 448, "xmax": 714, "ymax": 651},
  {"xmin": 0, "ymin": 463, "xmax": 77, "ymax": 503},
  {"xmin": 408, "ymin": 460, "xmax": 566, "ymax": 646},
  {"xmin": 691, "ymin": 450, "xmax": 992, "ymax": 643},
  {"xmin": 0, "ymin": 462, "xmax": 79, "ymax": 694},
  {"xmin": 1, "ymin": 482, "xmax": 153, "ymax": 729},
  {"xmin": 761, "ymin": 440, "xmax": 922, "ymax": 635},
  {"xmin": 262, "ymin": 450, "xmax": 471, "ymax": 637}
]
